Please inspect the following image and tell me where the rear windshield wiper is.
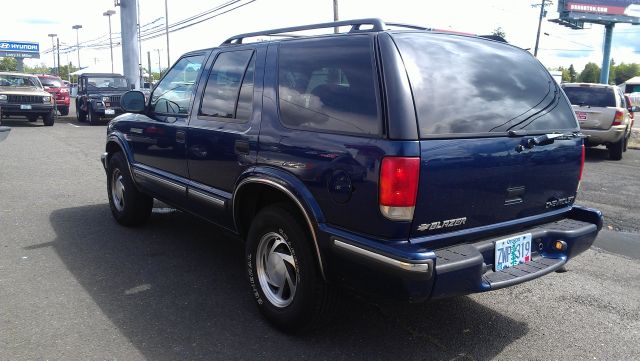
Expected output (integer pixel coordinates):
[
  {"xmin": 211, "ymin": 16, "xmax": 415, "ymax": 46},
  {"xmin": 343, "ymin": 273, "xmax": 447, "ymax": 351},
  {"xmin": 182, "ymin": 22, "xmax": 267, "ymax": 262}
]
[{"xmin": 511, "ymin": 131, "xmax": 587, "ymax": 152}]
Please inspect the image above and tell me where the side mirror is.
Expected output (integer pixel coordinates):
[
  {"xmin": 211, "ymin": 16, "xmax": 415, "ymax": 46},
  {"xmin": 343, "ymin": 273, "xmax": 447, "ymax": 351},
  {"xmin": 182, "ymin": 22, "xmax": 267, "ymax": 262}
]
[{"xmin": 120, "ymin": 91, "xmax": 146, "ymax": 113}]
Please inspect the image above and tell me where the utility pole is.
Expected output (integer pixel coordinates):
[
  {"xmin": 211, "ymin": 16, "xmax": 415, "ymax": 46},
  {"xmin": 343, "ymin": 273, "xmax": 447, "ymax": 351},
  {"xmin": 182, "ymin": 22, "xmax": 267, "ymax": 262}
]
[
  {"xmin": 56, "ymin": 38, "xmax": 61, "ymax": 77},
  {"xmin": 119, "ymin": 0, "xmax": 141, "ymax": 88},
  {"xmin": 533, "ymin": 0, "xmax": 552, "ymax": 57},
  {"xmin": 333, "ymin": 0, "xmax": 339, "ymax": 34},
  {"xmin": 164, "ymin": 0, "xmax": 171, "ymax": 67}
]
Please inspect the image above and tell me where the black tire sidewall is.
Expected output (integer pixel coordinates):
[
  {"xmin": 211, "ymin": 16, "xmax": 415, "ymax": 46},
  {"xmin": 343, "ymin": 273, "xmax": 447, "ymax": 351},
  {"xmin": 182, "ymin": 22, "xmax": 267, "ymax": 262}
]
[
  {"xmin": 609, "ymin": 137, "xmax": 623, "ymax": 160},
  {"xmin": 246, "ymin": 205, "xmax": 320, "ymax": 331}
]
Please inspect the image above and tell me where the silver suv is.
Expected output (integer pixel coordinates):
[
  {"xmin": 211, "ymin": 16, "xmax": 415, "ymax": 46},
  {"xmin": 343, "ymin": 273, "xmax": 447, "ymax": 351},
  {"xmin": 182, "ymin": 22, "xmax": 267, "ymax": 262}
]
[{"xmin": 561, "ymin": 83, "xmax": 634, "ymax": 160}]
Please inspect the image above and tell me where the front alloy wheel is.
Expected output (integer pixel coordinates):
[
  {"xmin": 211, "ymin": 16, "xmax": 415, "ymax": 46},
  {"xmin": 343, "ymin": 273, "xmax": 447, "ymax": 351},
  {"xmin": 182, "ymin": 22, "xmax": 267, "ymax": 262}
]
[{"xmin": 111, "ymin": 168, "xmax": 126, "ymax": 212}]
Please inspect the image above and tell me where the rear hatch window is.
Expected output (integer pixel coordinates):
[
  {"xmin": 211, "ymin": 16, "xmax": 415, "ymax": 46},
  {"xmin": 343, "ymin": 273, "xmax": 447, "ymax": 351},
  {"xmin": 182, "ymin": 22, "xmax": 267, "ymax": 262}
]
[
  {"xmin": 562, "ymin": 86, "xmax": 615, "ymax": 107},
  {"xmin": 391, "ymin": 33, "xmax": 578, "ymax": 137}
]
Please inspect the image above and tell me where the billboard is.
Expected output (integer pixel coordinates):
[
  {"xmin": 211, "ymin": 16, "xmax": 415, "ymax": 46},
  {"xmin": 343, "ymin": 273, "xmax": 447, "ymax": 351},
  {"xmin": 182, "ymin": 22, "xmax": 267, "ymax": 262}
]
[
  {"xmin": 0, "ymin": 40, "xmax": 40, "ymax": 59},
  {"xmin": 558, "ymin": 0, "xmax": 640, "ymax": 24}
]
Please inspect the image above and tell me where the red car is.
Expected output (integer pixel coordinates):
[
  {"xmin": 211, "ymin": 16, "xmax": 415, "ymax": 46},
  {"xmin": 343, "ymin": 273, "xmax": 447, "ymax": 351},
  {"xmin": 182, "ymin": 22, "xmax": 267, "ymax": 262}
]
[{"xmin": 37, "ymin": 74, "xmax": 70, "ymax": 116}]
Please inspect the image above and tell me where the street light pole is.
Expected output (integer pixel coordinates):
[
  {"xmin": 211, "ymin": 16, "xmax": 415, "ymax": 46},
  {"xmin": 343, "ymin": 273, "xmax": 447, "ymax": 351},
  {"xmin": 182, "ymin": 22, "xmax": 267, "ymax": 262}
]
[
  {"xmin": 48, "ymin": 34, "xmax": 57, "ymax": 74},
  {"xmin": 103, "ymin": 10, "xmax": 116, "ymax": 73},
  {"xmin": 155, "ymin": 49, "xmax": 161, "ymax": 74},
  {"xmin": 72, "ymin": 24, "xmax": 82, "ymax": 69}
]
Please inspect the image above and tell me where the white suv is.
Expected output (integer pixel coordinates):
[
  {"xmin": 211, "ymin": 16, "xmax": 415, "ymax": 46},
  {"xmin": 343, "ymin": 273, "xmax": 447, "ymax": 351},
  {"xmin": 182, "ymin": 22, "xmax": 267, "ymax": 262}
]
[{"xmin": 562, "ymin": 83, "xmax": 634, "ymax": 160}]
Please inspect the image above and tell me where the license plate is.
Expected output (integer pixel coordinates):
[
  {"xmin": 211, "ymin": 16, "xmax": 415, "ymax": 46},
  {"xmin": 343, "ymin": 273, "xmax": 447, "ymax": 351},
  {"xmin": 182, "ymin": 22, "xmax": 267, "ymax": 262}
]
[
  {"xmin": 105, "ymin": 109, "xmax": 115, "ymax": 115},
  {"xmin": 494, "ymin": 233, "xmax": 532, "ymax": 271},
  {"xmin": 20, "ymin": 104, "xmax": 32, "ymax": 110},
  {"xmin": 575, "ymin": 111, "xmax": 588, "ymax": 121}
]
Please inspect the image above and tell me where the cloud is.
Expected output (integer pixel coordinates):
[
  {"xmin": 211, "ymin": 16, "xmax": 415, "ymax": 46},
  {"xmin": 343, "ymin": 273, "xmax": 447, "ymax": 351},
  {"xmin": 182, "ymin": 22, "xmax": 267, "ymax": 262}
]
[
  {"xmin": 20, "ymin": 18, "xmax": 59, "ymax": 25},
  {"xmin": 555, "ymin": 50, "xmax": 594, "ymax": 58}
]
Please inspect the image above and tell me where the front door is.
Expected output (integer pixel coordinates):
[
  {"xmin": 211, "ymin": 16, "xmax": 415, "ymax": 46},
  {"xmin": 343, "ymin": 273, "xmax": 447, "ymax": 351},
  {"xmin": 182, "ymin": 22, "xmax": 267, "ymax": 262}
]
[{"xmin": 126, "ymin": 53, "xmax": 207, "ymax": 205}]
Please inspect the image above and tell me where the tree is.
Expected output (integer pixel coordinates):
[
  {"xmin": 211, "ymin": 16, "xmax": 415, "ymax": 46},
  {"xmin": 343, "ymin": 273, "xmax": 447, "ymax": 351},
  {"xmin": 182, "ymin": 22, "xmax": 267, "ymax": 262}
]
[
  {"xmin": 568, "ymin": 64, "xmax": 577, "ymax": 82},
  {"xmin": 491, "ymin": 27, "xmax": 506, "ymax": 40},
  {"xmin": 0, "ymin": 57, "xmax": 18, "ymax": 71},
  {"xmin": 578, "ymin": 63, "xmax": 600, "ymax": 83},
  {"xmin": 613, "ymin": 62, "xmax": 640, "ymax": 85}
]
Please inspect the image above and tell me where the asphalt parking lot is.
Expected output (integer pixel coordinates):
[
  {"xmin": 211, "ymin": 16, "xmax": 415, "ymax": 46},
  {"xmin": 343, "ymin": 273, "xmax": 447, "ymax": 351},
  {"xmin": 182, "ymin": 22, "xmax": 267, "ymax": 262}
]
[{"xmin": 1, "ymin": 116, "xmax": 639, "ymax": 360}]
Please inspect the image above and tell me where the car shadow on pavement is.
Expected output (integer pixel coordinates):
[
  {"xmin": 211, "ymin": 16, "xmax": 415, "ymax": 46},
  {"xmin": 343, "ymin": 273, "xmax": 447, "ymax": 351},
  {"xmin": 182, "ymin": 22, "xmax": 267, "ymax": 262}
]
[
  {"xmin": 0, "ymin": 118, "xmax": 47, "ymax": 127},
  {"xmin": 46, "ymin": 204, "xmax": 528, "ymax": 361},
  {"xmin": 584, "ymin": 146, "xmax": 612, "ymax": 162}
]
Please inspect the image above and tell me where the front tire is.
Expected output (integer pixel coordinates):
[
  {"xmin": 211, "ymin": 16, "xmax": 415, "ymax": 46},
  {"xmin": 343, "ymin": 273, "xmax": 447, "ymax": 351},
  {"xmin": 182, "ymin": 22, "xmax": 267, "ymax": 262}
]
[
  {"xmin": 246, "ymin": 204, "xmax": 334, "ymax": 333},
  {"xmin": 88, "ymin": 105, "xmax": 99, "ymax": 126},
  {"xmin": 42, "ymin": 111, "xmax": 55, "ymax": 126},
  {"xmin": 59, "ymin": 106, "xmax": 69, "ymax": 116},
  {"xmin": 107, "ymin": 152, "xmax": 153, "ymax": 226}
]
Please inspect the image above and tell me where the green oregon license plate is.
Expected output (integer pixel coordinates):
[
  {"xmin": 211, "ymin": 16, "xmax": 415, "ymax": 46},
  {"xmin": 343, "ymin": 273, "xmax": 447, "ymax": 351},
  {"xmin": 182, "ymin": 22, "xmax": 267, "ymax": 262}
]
[{"xmin": 494, "ymin": 233, "xmax": 532, "ymax": 271}]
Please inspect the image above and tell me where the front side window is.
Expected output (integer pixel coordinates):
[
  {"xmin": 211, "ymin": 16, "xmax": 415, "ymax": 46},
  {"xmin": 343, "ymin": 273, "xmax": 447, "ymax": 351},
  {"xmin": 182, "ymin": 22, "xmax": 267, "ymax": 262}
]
[
  {"xmin": 277, "ymin": 36, "xmax": 381, "ymax": 136},
  {"xmin": 199, "ymin": 50, "xmax": 255, "ymax": 121},
  {"xmin": 151, "ymin": 54, "xmax": 205, "ymax": 115}
]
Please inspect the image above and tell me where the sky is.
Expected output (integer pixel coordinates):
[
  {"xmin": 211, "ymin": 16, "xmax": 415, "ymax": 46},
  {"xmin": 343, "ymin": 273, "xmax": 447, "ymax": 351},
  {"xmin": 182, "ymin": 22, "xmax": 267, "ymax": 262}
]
[{"xmin": 4, "ymin": 0, "xmax": 640, "ymax": 77}]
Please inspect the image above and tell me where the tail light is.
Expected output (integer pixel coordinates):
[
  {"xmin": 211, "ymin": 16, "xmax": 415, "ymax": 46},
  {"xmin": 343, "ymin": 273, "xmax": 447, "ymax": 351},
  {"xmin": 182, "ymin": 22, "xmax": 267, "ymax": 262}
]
[
  {"xmin": 612, "ymin": 110, "xmax": 624, "ymax": 126},
  {"xmin": 579, "ymin": 144, "xmax": 585, "ymax": 182},
  {"xmin": 379, "ymin": 157, "xmax": 420, "ymax": 221}
]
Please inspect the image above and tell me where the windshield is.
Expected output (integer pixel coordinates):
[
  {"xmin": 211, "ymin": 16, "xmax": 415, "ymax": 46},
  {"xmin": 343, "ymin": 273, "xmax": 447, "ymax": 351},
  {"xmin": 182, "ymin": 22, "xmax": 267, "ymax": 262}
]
[
  {"xmin": 86, "ymin": 77, "xmax": 129, "ymax": 90},
  {"xmin": 562, "ymin": 86, "xmax": 616, "ymax": 108},
  {"xmin": 0, "ymin": 74, "xmax": 42, "ymax": 88},
  {"xmin": 39, "ymin": 77, "xmax": 63, "ymax": 87},
  {"xmin": 392, "ymin": 33, "xmax": 578, "ymax": 136}
]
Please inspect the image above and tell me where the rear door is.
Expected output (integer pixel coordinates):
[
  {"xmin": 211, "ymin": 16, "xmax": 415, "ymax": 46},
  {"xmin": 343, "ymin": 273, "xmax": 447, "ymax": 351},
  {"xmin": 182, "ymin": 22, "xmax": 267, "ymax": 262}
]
[
  {"xmin": 562, "ymin": 85, "xmax": 617, "ymax": 130},
  {"xmin": 390, "ymin": 33, "xmax": 582, "ymax": 240},
  {"xmin": 185, "ymin": 46, "xmax": 263, "ymax": 227}
]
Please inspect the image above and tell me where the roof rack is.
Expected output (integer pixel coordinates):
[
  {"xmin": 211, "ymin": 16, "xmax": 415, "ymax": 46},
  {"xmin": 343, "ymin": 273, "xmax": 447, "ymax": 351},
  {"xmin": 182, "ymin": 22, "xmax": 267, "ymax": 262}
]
[{"xmin": 221, "ymin": 18, "xmax": 429, "ymax": 45}]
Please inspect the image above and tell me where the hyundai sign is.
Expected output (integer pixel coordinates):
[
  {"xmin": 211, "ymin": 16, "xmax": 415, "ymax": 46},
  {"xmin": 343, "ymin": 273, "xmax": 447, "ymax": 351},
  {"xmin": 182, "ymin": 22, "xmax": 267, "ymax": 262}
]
[{"xmin": 0, "ymin": 40, "xmax": 40, "ymax": 59}]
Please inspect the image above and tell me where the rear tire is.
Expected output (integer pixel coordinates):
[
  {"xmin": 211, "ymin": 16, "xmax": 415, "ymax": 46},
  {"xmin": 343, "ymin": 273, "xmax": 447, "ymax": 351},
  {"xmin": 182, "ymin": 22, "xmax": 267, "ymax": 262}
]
[
  {"xmin": 76, "ymin": 104, "xmax": 86, "ymax": 123},
  {"xmin": 42, "ymin": 111, "xmax": 55, "ymax": 126},
  {"xmin": 107, "ymin": 152, "xmax": 153, "ymax": 226},
  {"xmin": 245, "ymin": 204, "xmax": 334, "ymax": 333},
  {"xmin": 608, "ymin": 137, "xmax": 623, "ymax": 160}
]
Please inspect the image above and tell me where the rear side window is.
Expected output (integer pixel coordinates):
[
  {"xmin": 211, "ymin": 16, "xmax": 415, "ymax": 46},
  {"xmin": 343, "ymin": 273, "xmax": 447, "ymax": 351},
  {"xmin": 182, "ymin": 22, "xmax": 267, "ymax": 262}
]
[
  {"xmin": 562, "ymin": 86, "xmax": 616, "ymax": 108},
  {"xmin": 199, "ymin": 50, "xmax": 255, "ymax": 121},
  {"xmin": 277, "ymin": 36, "xmax": 381, "ymax": 136},
  {"xmin": 392, "ymin": 33, "xmax": 578, "ymax": 136}
]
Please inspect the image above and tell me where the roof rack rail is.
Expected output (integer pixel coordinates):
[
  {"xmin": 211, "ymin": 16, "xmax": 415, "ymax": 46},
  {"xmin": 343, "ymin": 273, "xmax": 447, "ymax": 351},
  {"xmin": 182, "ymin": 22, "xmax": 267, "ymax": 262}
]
[{"xmin": 221, "ymin": 18, "xmax": 433, "ymax": 45}]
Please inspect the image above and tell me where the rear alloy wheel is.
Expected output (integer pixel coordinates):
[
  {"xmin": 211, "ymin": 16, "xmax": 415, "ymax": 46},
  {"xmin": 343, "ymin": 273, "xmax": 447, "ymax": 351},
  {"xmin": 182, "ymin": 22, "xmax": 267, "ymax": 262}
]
[
  {"xmin": 246, "ymin": 204, "xmax": 334, "ymax": 333},
  {"xmin": 107, "ymin": 152, "xmax": 153, "ymax": 226},
  {"xmin": 42, "ymin": 111, "xmax": 55, "ymax": 126},
  {"xmin": 608, "ymin": 136, "xmax": 624, "ymax": 160}
]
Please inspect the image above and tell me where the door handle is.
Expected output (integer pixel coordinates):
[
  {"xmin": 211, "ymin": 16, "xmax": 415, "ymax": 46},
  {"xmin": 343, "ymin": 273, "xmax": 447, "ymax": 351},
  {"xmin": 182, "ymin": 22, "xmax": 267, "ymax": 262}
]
[
  {"xmin": 176, "ymin": 130, "xmax": 186, "ymax": 143},
  {"xmin": 234, "ymin": 140, "xmax": 250, "ymax": 155}
]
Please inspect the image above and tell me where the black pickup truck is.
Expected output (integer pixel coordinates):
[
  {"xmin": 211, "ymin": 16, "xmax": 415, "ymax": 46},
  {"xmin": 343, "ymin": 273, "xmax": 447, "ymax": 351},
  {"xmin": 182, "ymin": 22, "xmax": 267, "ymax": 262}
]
[{"xmin": 75, "ymin": 73, "xmax": 130, "ymax": 125}]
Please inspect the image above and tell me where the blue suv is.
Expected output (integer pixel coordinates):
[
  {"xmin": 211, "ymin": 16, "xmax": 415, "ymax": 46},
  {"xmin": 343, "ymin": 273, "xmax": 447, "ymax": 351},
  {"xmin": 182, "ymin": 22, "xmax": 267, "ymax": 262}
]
[{"xmin": 101, "ymin": 19, "xmax": 603, "ymax": 332}]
